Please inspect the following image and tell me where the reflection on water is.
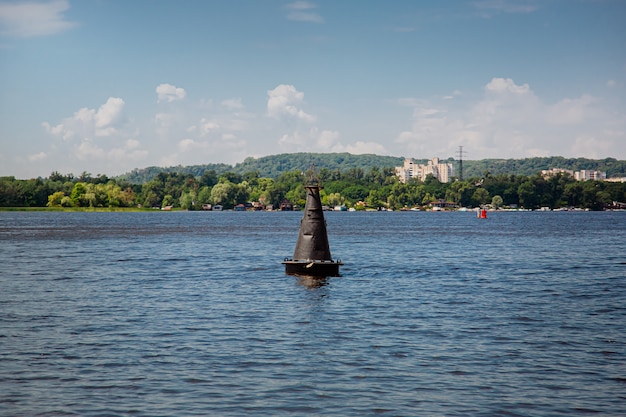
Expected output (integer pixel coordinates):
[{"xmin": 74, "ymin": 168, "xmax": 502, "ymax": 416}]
[{"xmin": 295, "ymin": 274, "xmax": 330, "ymax": 289}]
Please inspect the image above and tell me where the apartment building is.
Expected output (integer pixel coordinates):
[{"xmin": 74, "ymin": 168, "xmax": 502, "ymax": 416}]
[
  {"xmin": 542, "ymin": 168, "xmax": 607, "ymax": 181},
  {"xmin": 395, "ymin": 157, "xmax": 455, "ymax": 183}
]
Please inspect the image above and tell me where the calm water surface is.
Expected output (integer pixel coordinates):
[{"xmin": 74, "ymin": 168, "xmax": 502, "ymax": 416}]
[{"xmin": 1, "ymin": 211, "xmax": 625, "ymax": 416}]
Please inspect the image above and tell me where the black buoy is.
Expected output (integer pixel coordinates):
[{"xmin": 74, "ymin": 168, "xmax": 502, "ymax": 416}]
[{"xmin": 283, "ymin": 171, "xmax": 342, "ymax": 276}]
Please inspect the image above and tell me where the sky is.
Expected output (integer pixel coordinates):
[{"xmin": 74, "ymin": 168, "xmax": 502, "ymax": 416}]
[{"xmin": 0, "ymin": 0, "xmax": 625, "ymax": 179}]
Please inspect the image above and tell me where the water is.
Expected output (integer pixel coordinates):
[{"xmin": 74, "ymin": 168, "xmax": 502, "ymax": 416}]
[{"xmin": 1, "ymin": 211, "xmax": 625, "ymax": 416}]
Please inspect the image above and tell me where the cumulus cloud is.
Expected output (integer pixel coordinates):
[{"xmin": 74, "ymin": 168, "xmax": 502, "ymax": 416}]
[
  {"xmin": 276, "ymin": 126, "xmax": 387, "ymax": 155},
  {"xmin": 43, "ymin": 97, "xmax": 127, "ymax": 140},
  {"xmin": 285, "ymin": 1, "xmax": 324, "ymax": 23},
  {"xmin": 75, "ymin": 138, "xmax": 147, "ymax": 162},
  {"xmin": 485, "ymin": 77, "xmax": 530, "ymax": 94},
  {"xmin": 0, "ymin": 0, "xmax": 78, "ymax": 38},
  {"xmin": 394, "ymin": 77, "xmax": 626, "ymax": 160},
  {"xmin": 42, "ymin": 97, "xmax": 127, "ymax": 140},
  {"xmin": 95, "ymin": 97, "xmax": 126, "ymax": 135},
  {"xmin": 267, "ymin": 84, "xmax": 315, "ymax": 122},
  {"xmin": 172, "ymin": 134, "xmax": 246, "ymax": 165},
  {"xmin": 156, "ymin": 83, "xmax": 186, "ymax": 103},
  {"xmin": 278, "ymin": 128, "xmax": 336, "ymax": 150},
  {"xmin": 39, "ymin": 98, "xmax": 147, "ymax": 175}
]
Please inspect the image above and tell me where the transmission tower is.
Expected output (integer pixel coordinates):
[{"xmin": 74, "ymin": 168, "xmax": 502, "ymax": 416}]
[{"xmin": 456, "ymin": 146, "xmax": 467, "ymax": 181}]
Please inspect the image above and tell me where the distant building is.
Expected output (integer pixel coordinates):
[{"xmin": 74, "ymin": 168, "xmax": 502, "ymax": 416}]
[
  {"xmin": 541, "ymin": 168, "xmax": 573, "ymax": 178},
  {"xmin": 279, "ymin": 199, "xmax": 293, "ymax": 211},
  {"xmin": 395, "ymin": 157, "xmax": 455, "ymax": 183},
  {"xmin": 542, "ymin": 167, "xmax": 607, "ymax": 182},
  {"xmin": 575, "ymin": 170, "xmax": 606, "ymax": 181}
]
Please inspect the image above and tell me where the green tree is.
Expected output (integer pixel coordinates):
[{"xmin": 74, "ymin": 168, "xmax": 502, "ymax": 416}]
[
  {"xmin": 162, "ymin": 194, "xmax": 175, "ymax": 208},
  {"xmin": 422, "ymin": 192, "xmax": 434, "ymax": 205},
  {"xmin": 445, "ymin": 181, "xmax": 475, "ymax": 207},
  {"xmin": 491, "ymin": 195, "xmax": 503, "ymax": 209},
  {"xmin": 197, "ymin": 186, "xmax": 212, "ymax": 204},
  {"xmin": 211, "ymin": 181, "xmax": 239, "ymax": 208},
  {"xmin": 47, "ymin": 191, "xmax": 66, "ymax": 207},
  {"xmin": 471, "ymin": 188, "xmax": 490, "ymax": 207},
  {"xmin": 518, "ymin": 180, "xmax": 539, "ymax": 209},
  {"xmin": 199, "ymin": 170, "xmax": 218, "ymax": 187},
  {"xmin": 327, "ymin": 192, "xmax": 345, "ymax": 207},
  {"xmin": 70, "ymin": 182, "xmax": 87, "ymax": 207},
  {"xmin": 180, "ymin": 190, "xmax": 197, "ymax": 210}
]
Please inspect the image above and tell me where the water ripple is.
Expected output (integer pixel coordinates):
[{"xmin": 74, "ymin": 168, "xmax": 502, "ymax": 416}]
[{"xmin": 1, "ymin": 211, "xmax": 625, "ymax": 416}]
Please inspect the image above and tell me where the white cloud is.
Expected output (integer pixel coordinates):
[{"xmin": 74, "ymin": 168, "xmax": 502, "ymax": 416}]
[
  {"xmin": 75, "ymin": 138, "xmax": 147, "ymax": 162},
  {"xmin": 286, "ymin": 1, "xmax": 323, "ymax": 23},
  {"xmin": 394, "ymin": 77, "xmax": 626, "ymax": 160},
  {"xmin": 156, "ymin": 83, "xmax": 186, "ymax": 103},
  {"xmin": 0, "ymin": 0, "xmax": 77, "ymax": 38},
  {"xmin": 75, "ymin": 139, "xmax": 101, "ymax": 160},
  {"xmin": 485, "ymin": 77, "xmax": 530, "ymax": 94},
  {"xmin": 95, "ymin": 97, "xmax": 126, "ymax": 136},
  {"xmin": 28, "ymin": 151, "xmax": 47, "ymax": 162},
  {"xmin": 199, "ymin": 118, "xmax": 220, "ymax": 135},
  {"xmin": 38, "ymin": 98, "xmax": 147, "ymax": 175},
  {"xmin": 178, "ymin": 138, "xmax": 200, "ymax": 153},
  {"xmin": 267, "ymin": 84, "xmax": 315, "ymax": 122},
  {"xmin": 546, "ymin": 95, "xmax": 597, "ymax": 125},
  {"xmin": 154, "ymin": 112, "xmax": 175, "ymax": 133},
  {"xmin": 221, "ymin": 98, "xmax": 244, "ymax": 110},
  {"xmin": 278, "ymin": 128, "xmax": 336, "ymax": 150},
  {"xmin": 173, "ymin": 134, "xmax": 246, "ymax": 165},
  {"xmin": 334, "ymin": 141, "xmax": 389, "ymax": 155},
  {"xmin": 43, "ymin": 97, "xmax": 127, "ymax": 140}
]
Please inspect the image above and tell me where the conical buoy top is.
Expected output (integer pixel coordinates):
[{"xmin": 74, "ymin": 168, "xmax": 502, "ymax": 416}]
[{"xmin": 292, "ymin": 185, "xmax": 333, "ymax": 261}]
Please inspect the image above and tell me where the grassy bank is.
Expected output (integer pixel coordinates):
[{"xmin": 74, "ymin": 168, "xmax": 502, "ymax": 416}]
[{"xmin": 0, "ymin": 207, "xmax": 162, "ymax": 212}]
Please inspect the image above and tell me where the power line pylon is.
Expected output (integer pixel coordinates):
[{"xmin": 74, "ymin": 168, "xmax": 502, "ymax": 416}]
[{"xmin": 456, "ymin": 146, "xmax": 467, "ymax": 181}]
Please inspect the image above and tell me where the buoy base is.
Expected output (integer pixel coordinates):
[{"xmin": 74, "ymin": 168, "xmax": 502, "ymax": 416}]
[{"xmin": 282, "ymin": 259, "xmax": 342, "ymax": 277}]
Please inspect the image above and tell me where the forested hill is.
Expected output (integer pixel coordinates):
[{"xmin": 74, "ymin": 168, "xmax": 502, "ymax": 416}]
[
  {"xmin": 116, "ymin": 153, "xmax": 626, "ymax": 184},
  {"xmin": 117, "ymin": 153, "xmax": 403, "ymax": 183}
]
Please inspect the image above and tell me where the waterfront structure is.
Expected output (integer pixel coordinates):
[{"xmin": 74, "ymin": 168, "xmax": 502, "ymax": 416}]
[{"xmin": 395, "ymin": 157, "xmax": 455, "ymax": 183}]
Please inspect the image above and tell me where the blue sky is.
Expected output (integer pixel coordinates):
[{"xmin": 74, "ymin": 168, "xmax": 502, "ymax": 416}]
[{"xmin": 1, "ymin": 0, "xmax": 625, "ymax": 179}]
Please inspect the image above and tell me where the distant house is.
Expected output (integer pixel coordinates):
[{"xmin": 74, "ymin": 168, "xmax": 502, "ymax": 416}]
[
  {"xmin": 202, "ymin": 203, "xmax": 212, "ymax": 211},
  {"xmin": 234, "ymin": 204, "xmax": 246, "ymax": 211},
  {"xmin": 280, "ymin": 199, "xmax": 293, "ymax": 211},
  {"xmin": 431, "ymin": 199, "xmax": 456, "ymax": 209}
]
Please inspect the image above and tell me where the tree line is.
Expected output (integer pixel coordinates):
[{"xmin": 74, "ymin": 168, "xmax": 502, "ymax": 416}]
[
  {"xmin": 117, "ymin": 153, "xmax": 626, "ymax": 184},
  {"xmin": 1, "ymin": 167, "xmax": 625, "ymax": 211}
]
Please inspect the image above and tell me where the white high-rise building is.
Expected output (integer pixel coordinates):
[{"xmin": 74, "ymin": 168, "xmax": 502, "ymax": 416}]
[{"xmin": 395, "ymin": 157, "xmax": 455, "ymax": 183}]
